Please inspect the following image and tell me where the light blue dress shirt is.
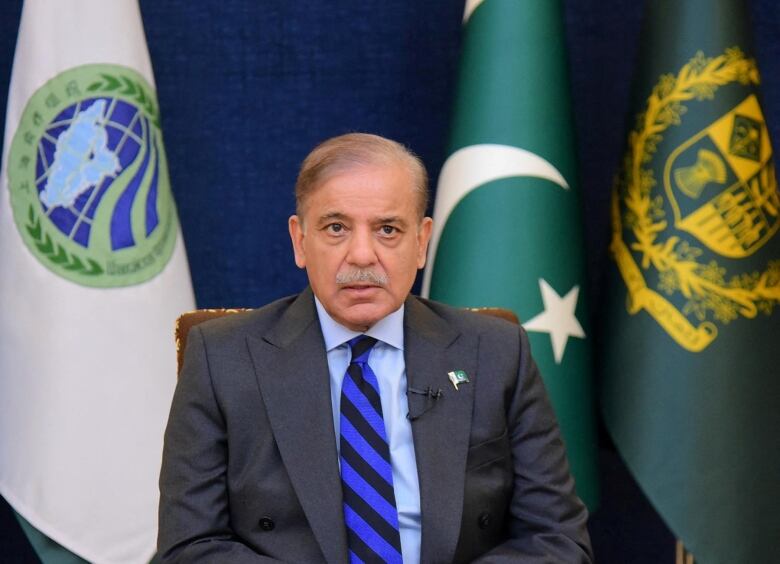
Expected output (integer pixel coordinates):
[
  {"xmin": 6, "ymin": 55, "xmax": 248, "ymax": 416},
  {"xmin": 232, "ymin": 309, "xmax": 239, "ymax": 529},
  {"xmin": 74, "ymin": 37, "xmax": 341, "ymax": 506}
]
[{"xmin": 315, "ymin": 298, "xmax": 421, "ymax": 564}]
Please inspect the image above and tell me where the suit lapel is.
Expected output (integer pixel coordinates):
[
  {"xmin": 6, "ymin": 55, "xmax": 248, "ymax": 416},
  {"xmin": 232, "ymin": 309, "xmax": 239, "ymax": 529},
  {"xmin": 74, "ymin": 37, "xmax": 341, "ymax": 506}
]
[
  {"xmin": 404, "ymin": 297, "xmax": 477, "ymax": 564},
  {"xmin": 247, "ymin": 288, "xmax": 348, "ymax": 564}
]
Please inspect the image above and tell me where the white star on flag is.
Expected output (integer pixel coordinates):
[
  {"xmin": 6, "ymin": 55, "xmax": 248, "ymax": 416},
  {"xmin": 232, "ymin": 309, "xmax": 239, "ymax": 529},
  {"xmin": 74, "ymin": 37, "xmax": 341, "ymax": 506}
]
[{"xmin": 523, "ymin": 278, "xmax": 585, "ymax": 364}]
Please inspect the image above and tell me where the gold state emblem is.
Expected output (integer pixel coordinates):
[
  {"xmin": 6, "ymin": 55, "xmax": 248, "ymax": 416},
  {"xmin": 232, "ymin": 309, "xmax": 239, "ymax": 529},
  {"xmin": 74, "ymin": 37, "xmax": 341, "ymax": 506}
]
[
  {"xmin": 611, "ymin": 49, "xmax": 780, "ymax": 352},
  {"xmin": 665, "ymin": 95, "xmax": 777, "ymax": 258}
]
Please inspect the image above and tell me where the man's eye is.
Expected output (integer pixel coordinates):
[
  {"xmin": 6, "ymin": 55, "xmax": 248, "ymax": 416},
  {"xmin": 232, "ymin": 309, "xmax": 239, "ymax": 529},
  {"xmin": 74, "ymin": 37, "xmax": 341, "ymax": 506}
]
[
  {"xmin": 380, "ymin": 225, "xmax": 397, "ymax": 235},
  {"xmin": 326, "ymin": 223, "xmax": 345, "ymax": 233}
]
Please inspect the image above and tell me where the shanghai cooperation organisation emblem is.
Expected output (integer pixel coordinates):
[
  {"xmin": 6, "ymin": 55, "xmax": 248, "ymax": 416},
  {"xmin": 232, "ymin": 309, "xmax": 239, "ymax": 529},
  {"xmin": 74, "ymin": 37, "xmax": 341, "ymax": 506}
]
[
  {"xmin": 612, "ymin": 48, "xmax": 780, "ymax": 352},
  {"xmin": 7, "ymin": 64, "xmax": 178, "ymax": 287}
]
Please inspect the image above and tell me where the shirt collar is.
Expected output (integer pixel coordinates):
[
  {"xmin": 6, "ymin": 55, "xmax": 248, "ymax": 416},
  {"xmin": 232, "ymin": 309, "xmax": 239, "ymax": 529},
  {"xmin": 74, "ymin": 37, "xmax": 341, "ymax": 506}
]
[{"xmin": 314, "ymin": 296, "xmax": 405, "ymax": 352}]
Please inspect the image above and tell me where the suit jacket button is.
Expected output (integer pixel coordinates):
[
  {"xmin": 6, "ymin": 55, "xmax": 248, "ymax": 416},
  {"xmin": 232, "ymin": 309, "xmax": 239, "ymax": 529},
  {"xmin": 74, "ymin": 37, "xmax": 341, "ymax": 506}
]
[
  {"xmin": 259, "ymin": 517, "xmax": 275, "ymax": 531},
  {"xmin": 478, "ymin": 512, "xmax": 491, "ymax": 529}
]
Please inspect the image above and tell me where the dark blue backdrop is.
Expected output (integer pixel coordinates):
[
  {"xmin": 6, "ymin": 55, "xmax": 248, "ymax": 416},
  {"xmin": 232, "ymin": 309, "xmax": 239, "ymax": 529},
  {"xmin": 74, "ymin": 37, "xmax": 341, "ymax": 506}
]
[{"xmin": 2, "ymin": 1, "xmax": 779, "ymax": 562}]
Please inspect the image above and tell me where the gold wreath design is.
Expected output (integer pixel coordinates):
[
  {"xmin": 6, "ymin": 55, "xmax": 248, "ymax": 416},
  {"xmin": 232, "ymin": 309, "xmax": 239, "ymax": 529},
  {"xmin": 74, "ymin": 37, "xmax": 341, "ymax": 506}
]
[{"xmin": 611, "ymin": 48, "xmax": 780, "ymax": 351}]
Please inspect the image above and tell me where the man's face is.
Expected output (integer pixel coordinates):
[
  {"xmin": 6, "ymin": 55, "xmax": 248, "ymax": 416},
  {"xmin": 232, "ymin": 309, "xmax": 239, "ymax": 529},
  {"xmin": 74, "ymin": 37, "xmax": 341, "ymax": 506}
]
[{"xmin": 288, "ymin": 163, "xmax": 433, "ymax": 332}]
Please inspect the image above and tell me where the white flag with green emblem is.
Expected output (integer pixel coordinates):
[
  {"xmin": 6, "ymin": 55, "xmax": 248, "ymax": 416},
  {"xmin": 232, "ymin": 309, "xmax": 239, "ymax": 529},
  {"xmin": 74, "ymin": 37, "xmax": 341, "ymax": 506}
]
[
  {"xmin": 423, "ymin": 0, "xmax": 598, "ymax": 507},
  {"xmin": 0, "ymin": 1, "xmax": 194, "ymax": 562}
]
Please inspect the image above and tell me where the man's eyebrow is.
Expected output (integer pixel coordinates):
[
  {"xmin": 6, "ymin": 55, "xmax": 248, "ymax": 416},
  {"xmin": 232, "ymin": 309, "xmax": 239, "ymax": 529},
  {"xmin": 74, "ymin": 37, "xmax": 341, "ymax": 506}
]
[
  {"xmin": 315, "ymin": 212, "xmax": 349, "ymax": 224},
  {"xmin": 375, "ymin": 216, "xmax": 408, "ymax": 226}
]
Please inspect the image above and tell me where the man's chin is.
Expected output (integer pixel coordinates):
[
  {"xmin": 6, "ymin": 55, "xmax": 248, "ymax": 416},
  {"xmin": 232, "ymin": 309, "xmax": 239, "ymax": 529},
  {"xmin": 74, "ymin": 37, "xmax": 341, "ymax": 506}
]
[{"xmin": 335, "ymin": 301, "xmax": 390, "ymax": 332}]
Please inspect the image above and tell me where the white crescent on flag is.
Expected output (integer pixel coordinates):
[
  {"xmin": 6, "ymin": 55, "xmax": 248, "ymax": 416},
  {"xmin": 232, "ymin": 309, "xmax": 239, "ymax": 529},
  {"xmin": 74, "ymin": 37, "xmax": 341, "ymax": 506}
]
[
  {"xmin": 421, "ymin": 143, "xmax": 569, "ymax": 297},
  {"xmin": 463, "ymin": 0, "xmax": 486, "ymax": 23}
]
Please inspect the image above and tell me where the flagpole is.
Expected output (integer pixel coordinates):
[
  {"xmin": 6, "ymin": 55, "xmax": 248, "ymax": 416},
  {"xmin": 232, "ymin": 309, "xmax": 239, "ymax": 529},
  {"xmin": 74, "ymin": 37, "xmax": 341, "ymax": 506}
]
[{"xmin": 675, "ymin": 541, "xmax": 694, "ymax": 564}]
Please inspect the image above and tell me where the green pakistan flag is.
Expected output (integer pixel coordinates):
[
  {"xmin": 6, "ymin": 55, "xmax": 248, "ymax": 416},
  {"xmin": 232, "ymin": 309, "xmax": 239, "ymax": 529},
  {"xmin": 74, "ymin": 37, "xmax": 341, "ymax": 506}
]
[{"xmin": 423, "ymin": 0, "xmax": 598, "ymax": 508}]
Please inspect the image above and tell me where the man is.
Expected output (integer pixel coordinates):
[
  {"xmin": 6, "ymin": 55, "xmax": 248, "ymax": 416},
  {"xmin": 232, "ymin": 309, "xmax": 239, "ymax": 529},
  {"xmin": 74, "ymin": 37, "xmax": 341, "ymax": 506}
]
[{"xmin": 158, "ymin": 133, "xmax": 593, "ymax": 563}]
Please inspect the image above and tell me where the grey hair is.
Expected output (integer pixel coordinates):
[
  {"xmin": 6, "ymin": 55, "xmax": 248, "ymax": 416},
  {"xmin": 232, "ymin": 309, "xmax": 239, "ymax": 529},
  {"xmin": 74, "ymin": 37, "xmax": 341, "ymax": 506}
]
[{"xmin": 294, "ymin": 132, "xmax": 429, "ymax": 219}]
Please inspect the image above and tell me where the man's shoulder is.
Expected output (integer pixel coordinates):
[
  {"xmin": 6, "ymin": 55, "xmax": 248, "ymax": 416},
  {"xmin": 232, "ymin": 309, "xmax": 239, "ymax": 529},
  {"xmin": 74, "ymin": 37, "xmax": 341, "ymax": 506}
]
[
  {"xmin": 191, "ymin": 292, "xmax": 305, "ymax": 344},
  {"xmin": 409, "ymin": 295, "xmax": 522, "ymax": 341}
]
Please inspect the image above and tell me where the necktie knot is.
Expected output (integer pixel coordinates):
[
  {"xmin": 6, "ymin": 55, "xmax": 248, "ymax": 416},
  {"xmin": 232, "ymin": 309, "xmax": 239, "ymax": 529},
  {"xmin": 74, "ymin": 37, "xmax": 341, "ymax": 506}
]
[{"xmin": 348, "ymin": 335, "xmax": 377, "ymax": 364}]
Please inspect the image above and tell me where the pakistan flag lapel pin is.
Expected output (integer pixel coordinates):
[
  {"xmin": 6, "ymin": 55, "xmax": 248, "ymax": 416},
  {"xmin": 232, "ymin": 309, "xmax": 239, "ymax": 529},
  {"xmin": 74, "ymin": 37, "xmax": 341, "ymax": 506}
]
[{"xmin": 447, "ymin": 370, "xmax": 470, "ymax": 390}]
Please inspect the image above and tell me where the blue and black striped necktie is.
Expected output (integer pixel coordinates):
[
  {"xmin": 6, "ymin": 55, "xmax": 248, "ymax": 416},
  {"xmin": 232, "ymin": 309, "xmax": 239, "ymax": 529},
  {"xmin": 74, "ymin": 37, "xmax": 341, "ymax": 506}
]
[{"xmin": 339, "ymin": 335, "xmax": 403, "ymax": 563}]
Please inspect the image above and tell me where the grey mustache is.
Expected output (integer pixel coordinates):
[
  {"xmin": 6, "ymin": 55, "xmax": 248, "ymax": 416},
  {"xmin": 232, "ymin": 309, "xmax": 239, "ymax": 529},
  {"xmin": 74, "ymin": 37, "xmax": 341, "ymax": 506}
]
[{"xmin": 336, "ymin": 269, "xmax": 388, "ymax": 285}]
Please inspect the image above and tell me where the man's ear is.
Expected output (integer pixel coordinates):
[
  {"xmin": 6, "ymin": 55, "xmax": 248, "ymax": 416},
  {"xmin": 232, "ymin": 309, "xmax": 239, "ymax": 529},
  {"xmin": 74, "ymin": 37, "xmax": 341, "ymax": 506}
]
[
  {"xmin": 416, "ymin": 216, "xmax": 433, "ymax": 269},
  {"xmin": 288, "ymin": 215, "xmax": 306, "ymax": 269}
]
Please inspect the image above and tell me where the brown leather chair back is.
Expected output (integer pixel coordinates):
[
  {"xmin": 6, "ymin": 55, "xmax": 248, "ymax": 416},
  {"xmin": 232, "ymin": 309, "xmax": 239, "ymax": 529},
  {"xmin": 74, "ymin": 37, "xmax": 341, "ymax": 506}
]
[
  {"xmin": 175, "ymin": 308, "xmax": 250, "ymax": 375},
  {"xmin": 175, "ymin": 306, "xmax": 519, "ymax": 375}
]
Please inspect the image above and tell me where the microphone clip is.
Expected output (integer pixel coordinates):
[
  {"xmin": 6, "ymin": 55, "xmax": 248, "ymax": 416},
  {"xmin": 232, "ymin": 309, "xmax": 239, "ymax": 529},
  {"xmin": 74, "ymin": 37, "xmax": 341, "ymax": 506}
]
[{"xmin": 406, "ymin": 386, "xmax": 443, "ymax": 421}]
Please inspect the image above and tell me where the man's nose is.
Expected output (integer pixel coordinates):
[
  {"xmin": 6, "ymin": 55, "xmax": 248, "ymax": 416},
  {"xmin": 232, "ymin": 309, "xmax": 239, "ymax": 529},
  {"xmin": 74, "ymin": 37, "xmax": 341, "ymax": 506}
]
[{"xmin": 346, "ymin": 229, "xmax": 377, "ymax": 266}]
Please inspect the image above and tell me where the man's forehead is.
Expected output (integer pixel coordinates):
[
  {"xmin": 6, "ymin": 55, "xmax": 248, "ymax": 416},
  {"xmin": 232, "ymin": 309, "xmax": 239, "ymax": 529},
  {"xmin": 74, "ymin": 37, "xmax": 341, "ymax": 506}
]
[{"xmin": 303, "ymin": 169, "xmax": 416, "ymax": 210}]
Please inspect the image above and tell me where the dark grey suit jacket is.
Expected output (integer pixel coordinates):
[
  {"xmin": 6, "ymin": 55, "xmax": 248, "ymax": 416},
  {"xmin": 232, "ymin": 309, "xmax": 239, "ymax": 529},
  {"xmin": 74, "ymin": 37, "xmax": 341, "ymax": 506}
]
[{"xmin": 158, "ymin": 288, "xmax": 592, "ymax": 563}]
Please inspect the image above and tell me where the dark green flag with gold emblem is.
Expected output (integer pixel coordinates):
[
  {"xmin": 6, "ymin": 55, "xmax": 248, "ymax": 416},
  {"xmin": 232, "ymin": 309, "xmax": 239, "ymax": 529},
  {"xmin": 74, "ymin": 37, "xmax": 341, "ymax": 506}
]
[{"xmin": 601, "ymin": 1, "xmax": 780, "ymax": 562}]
